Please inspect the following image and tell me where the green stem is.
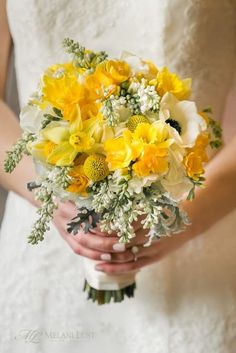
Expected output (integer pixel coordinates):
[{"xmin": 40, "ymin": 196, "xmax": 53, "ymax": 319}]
[{"xmin": 83, "ymin": 280, "xmax": 136, "ymax": 305}]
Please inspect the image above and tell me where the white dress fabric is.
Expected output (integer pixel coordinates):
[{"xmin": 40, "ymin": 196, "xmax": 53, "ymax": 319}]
[{"xmin": 1, "ymin": 0, "xmax": 236, "ymax": 352}]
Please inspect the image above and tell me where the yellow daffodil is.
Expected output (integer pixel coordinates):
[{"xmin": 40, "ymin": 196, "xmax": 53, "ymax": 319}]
[
  {"xmin": 133, "ymin": 122, "xmax": 173, "ymax": 147},
  {"xmin": 104, "ymin": 130, "xmax": 142, "ymax": 170},
  {"xmin": 133, "ymin": 144, "xmax": 169, "ymax": 177},
  {"xmin": 104, "ymin": 121, "xmax": 173, "ymax": 173},
  {"xmin": 151, "ymin": 67, "xmax": 191, "ymax": 100},
  {"xmin": 33, "ymin": 106, "xmax": 101, "ymax": 166},
  {"xmin": 41, "ymin": 66, "xmax": 85, "ymax": 120}
]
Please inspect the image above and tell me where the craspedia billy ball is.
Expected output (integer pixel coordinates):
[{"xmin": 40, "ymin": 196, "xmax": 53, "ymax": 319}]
[
  {"xmin": 83, "ymin": 154, "xmax": 109, "ymax": 182},
  {"xmin": 127, "ymin": 115, "xmax": 149, "ymax": 132}
]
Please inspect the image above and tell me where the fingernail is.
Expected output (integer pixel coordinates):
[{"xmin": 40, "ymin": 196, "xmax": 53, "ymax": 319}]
[
  {"xmin": 113, "ymin": 243, "xmax": 126, "ymax": 252},
  {"xmin": 95, "ymin": 265, "xmax": 104, "ymax": 271},
  {"xmin": 100, "ymin": 253, "xmax": 111, "ymax": 261}
]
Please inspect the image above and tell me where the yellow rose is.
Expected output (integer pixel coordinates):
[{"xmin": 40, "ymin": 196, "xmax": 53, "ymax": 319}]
[
  {"xmin": 184, "ymin": 152, "xmax": 204, "ymax": 180},
  {"xmin": 184, "ymin": 132, "xmax": 209, "ymax": 179},
  {"xmin": 151, "ymin": 67, "xmax": 191, "ymax": 100},
  {"xmin": 96, "ymin": 60, "xmax": 130, "ymax": 85},
  {"xmin": 67, "ymin": 165, "xmax": 89, "ymax": 195}
]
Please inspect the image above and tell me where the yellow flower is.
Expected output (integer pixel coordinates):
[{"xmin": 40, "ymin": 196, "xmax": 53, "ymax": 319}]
[
  {"xmin": 133, "ymin": 123, "xmax": 159, "ymax": 144},
  {"xmin": 32, "ymin": 140, "xmax": 57, "ymax": 161},
  {"xmin": 83, "ymin": 154, "xmax": 109, "ymax": 181},
  {"xmin": 96, "ymin": 60, "xmax": 130, "ymax": 85},
  {"xmin": 151, "ymin": 67, "xmax": 191, "ymax": 100},
  {"xmin": 133, "ymin": 144, "xmax": 169, "ymax": 177},
  {"xmin": 41, "ymin": 68, "xmax": 85, "ymax": 120},
  {"xmin": 104, "ymin": 122, "xmax": 173, "ymax": 173},
  {"xmin": 80, "ymin": 102, "xmax": 101, "ymax": 120},
  {"xmin": 32, "ymin": 106, "xmax": 100, "ymax": 166},
  {"xmin": 104, "ymin": 130, "xmax": 142, "ymax": 170},
  {"xmin": 134, "ymin": 121, "xmax": 172, "ymax": 147},
  {"xmin": 127, "ymin": 115, "xmax": 150, "ymax": 132},
  {"xmin": 184, "ymin": 152, "xmax": 204, "ymax": 180},
  {"xmin": 67, "ymin": 165, "xmax": 89, "ymax": 195},
  {"xmin": 84, "ymin": 73, "xmax": 105, "ymax": 100},
  {"xmin": 184, "ymin": 132, "xmax": 209, "ymax": 179},
  {"xmin": 69, "ymin": 131, "xmax": 95, "ymax": 152}
]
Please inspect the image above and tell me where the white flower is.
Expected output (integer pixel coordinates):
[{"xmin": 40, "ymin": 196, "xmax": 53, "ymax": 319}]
[
  {"xmin": 161, "ymin": 150, "xmax": 192, "ymax": 201},
  {"xmin": 120, "ymin": 52, "xmax": 150, "ymax": 76},
  {"xmin": 20, "ymin": 104, "xmax": 45, "ymax": 133},
  {"xmin": 128, "ymin": 174, "xmax": 159, "ymax": 194},
  {"xmin": 159, "ymin": 92, "xmax": 206, "ymax": 147}
]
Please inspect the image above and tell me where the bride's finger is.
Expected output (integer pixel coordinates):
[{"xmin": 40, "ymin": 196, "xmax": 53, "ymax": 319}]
[
  {"xmin": 64, "ymin": 235, "xmax": 136, "ymax": 262},
  {"xmin": 74, "ymin": 230, "xmax": 147, "ymax": 253},
  {"xmin": 95, "ymin": 254, "xmax": 161, "ymax": 274}
]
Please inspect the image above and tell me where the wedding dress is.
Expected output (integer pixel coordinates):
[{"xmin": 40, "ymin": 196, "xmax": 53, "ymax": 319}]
[{"xmin": 1, "ymin": 1, "xmax": 236, "ymax": 352}]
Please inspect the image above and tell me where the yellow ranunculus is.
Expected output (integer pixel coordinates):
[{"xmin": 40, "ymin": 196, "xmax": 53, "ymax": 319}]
[
  {"xmin": 132, "ymin": 144, "xmax": 169, "ymax": 177},
  {"xmin": 96, "ymin": 60, "xmax": 130, "ymax": 85},
  {"xmin": 67, "ymin": 165, "xmax": 89, "ymax": 195},
  {"xmin": 184, "ymin": 152, "xmax": 204, "ymax": 180},
  {"xmin": 151, "ymin": 67, "xmax": 191, "ymax": 100}
]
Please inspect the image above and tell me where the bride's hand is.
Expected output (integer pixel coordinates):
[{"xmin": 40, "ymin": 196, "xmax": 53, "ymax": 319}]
[
  {"xmin": 53, "ymin": 202, "xmax": 191, "ymax": 273},
  {"xmin": 53, "ymin": 202, "xmax": 145, "ymax": 261},
  {"xmin": 93, "ymin": 228, "xmax": 191, "ymax": 274},
  {"xmin": 53, "ymin": 204, "xmax": 150, "ymax": 264},
  {"xmin": 70, "ymin": 216, "xmax": 192, "ymax": 274}
]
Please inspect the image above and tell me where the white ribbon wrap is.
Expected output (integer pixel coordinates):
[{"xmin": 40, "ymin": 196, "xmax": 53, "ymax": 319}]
[{"xmin": 83, "ymin": 257, "xmax": 137, "ymax": 290}]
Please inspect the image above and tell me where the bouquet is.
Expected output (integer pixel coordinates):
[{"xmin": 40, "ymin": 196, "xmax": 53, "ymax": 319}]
[{"xmin": 4, "ymin": 38, "xmax": 222, "ymax": 304}]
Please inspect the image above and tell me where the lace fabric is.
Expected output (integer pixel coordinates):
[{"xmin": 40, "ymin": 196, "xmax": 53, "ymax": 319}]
[{"xmin": 1, "ymin": 1, "xmax": 236, "ymax": 352}]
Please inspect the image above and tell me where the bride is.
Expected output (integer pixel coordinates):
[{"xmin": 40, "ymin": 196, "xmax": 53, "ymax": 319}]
[{"xmin": 0, "ymin": 0, "xmax": 236, "ymax": 352}]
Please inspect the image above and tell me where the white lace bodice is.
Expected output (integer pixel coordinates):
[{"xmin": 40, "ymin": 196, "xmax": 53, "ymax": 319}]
[
  {"xmin": 1, "ymin": 1, "xmax": 236, "ymax": 353},
  {"xmin": 7, "ymin": 0, "xmax": 236, "ymax": 119}
]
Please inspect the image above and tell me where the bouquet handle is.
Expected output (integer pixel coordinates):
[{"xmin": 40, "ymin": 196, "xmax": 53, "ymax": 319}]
[{"xmin": 83, "ymin": 257, "xmax": 137, "ymax": 304}]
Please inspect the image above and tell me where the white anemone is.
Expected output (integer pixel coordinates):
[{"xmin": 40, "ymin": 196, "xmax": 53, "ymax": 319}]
[{"xmin": 159, "ymin": 92, "xmax": 206, "ymax": 147}]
